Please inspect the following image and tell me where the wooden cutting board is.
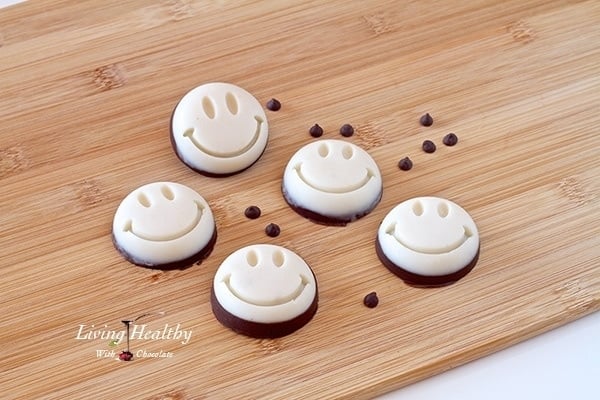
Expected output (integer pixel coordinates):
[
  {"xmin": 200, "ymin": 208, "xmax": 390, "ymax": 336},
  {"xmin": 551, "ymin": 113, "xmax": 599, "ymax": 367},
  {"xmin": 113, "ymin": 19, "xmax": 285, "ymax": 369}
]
[{"xmin": 1, "ymin": 1, "xmax": 599, "ymax": 399}]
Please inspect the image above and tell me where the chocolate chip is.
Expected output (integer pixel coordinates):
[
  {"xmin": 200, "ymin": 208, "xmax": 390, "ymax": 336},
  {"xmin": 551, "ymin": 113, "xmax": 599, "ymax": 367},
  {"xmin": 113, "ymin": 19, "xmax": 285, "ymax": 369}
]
[
  {"xmin": 266, "ymin": 98, "xmax": 281, "ymax": 111},
  {"xmin": 265, "ymin": 223, "xmax": 280, "ymax": 237},
  {"xmin": 419, "ymin": 113, "xmax": 433, "ymax": 127},
  {"xmin": 422, "ymin": 140, "xmax": 436, "ymax": 153},
  {"xmin": 363, "ymin": 292, "xmax": 379, "ymax": 308},
  {"xmin": 118, "ymin": 351, "xmax": 133, "ymax": 361},
  {"xmin": 443, "ymin": 133, "xmax": 458, "ymax": 146},
  {"xmin": 309, "ymin": 124, "xmax": 324, "ymax": 138},
  {"xmin": 339, "ymin": 124, "xmax": 354, "ymax": 137},
  {"xmin": 244, "ymin": 205, "xmax": 261, "ymax": 219},
  {"xmin": 398, "ymin": 157, "xmax": 413, "ymax": 171}
]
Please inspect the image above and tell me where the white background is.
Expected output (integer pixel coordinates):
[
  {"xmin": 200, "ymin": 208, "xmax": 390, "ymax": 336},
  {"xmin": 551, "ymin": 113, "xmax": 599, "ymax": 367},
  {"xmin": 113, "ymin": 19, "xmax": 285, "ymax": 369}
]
[
  {"xmin": 1, "ymin": 1, "xmax": 598, "ymax": 399},
  {"xmin": 378, "ymin": 311, "xmax": 599, "ymax": 400},
  {"xmin": 0, "ymin": 0, "xmax": 23, "ymax": 8}
]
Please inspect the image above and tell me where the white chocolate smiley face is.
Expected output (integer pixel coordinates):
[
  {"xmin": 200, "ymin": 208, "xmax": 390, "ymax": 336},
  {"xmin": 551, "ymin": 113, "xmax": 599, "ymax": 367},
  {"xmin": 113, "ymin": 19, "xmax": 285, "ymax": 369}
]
[
  {"xmin": 377, "ymin": 197, "xmax": 479, "ymax": 281},
  {"xmin": 171, "ymin": 82, "xmax": 269, "ymax": 176},
  {"xmin": 282, "ymin": 140, "xmax": 382, "ymax": 224},
  {"xmin": 212, "ymin": 244, "xmax": 317, "ymax": 324},
  {"xmin": 112, "ymin": 182, "xmax": 216, "ymax": 268}
]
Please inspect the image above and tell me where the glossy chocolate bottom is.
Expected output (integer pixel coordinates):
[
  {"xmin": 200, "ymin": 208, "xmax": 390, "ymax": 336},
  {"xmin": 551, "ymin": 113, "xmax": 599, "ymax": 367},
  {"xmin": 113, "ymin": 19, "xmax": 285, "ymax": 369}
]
[
  {"xmin": 210, "ymin": 285, "xmax": 318, "ymax": 339},
  {"xmin": 113, "ymin": 226, "xmax": 217, "ymax": 270},
  {"xmin": 375, "ymin": 239, "xmax": 479, "ymax": 287},
  {"xmin": 282, "ymin": 185, "xmax": 381, "ymax": 226}
]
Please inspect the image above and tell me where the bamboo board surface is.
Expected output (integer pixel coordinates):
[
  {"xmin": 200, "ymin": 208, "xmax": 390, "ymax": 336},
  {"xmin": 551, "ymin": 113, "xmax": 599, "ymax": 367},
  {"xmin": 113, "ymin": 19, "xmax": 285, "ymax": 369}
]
[{"xmin": 1, "ymin": 1, "xmax": 599, "ymax": 399}]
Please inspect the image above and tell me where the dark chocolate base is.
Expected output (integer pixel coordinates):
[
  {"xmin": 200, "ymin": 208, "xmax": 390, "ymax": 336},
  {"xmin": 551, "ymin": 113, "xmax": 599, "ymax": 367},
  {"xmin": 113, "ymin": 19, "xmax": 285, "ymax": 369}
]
[
  {"xmin": 169, "ymin": 103, "xmax": 267, "ymax": 178},
  {"xmin": 281, "ymin": 185, "xmax": 382, "ymax": 226},
  {"xmin": 375, "ymin": 238, "xmax": 479, "ymax": 287},
  {"xmin": 210, "ymin": 285, "xmax": 318, "ymax": 339},
  {"xmin": 112, "ymin": 226, "xmax": 217, "ymax": 271}
]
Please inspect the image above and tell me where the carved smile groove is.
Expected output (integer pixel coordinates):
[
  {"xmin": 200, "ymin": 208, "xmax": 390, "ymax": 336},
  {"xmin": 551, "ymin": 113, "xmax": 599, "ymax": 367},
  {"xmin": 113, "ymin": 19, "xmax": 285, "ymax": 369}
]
[
  {"xmin": 124, "ymin": 201, "xmax": 204, "ymax": 241},
  {"xmin": 184, "ymin": 116, "xmax": 263, "ymax": 158},
  {"xmin": 294, "ymin": 164, "xmax": 374, "ymax": 193},
  {"xmin": 386, "ymin": 223, "xmax": 472, "ymax": 254},
  {"xmin": 222, "ymin": 274, "xmax": 310, "ymax": 307}
]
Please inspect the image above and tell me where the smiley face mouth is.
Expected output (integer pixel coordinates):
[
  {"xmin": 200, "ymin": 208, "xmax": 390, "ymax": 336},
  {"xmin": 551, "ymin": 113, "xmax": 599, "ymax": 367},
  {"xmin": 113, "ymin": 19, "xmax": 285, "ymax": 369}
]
[
  {"xmin": 183, "ymin": 116, "xmax": 264, "ymax": 158},
  {"xmin": 386, "ymin": 223, "xmax": 473, "ymax": 254},
  {"xmin": 222, "ymin": 274, "xmax": 310, "ymax": 307},
  {"xmin": 294, "ymin": 164, "xmax": 375, "ymax": 194},
  {"xmin": 123, "ymin": 201, "xmax": 204, "ymax": 242}
]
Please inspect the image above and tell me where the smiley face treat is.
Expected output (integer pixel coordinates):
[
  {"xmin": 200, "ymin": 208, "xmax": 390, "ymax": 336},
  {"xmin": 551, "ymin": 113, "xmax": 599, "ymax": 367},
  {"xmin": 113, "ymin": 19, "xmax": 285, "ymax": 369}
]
[
  {"xmin": 376, "ymin": 197, "xmax": 480, "ymax": 287},
  {"xmin": 211, "ymin": 244, "xmax": 318, "ymax": 338},
  {"xmin": 170, "ymin": 82, "xmax": 269, "ymax": 176},
  {"xmin": 282, "ymin": 140, "xmax": 383, "ymax": 225},
  {"xmin": 112, "ymin": 182, "xmax": 217, "ymax": 269}
]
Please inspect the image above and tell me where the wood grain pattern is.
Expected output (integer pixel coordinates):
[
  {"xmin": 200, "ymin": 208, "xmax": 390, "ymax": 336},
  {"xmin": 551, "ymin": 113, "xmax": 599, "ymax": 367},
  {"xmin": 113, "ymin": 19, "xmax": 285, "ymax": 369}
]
[{"xmin": 1, "ymin": 0, "xmax": 599, "ymax": 399}]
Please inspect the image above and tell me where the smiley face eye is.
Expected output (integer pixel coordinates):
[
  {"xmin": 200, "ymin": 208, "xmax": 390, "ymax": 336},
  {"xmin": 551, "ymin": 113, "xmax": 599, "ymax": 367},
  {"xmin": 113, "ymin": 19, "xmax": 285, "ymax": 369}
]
[
  {"xmin": 272, "ymin": 250, "xmax": 285, "ymax": 267},
  {"xmin": 341, "ymin": 145, "xmax": 353, "ymax": 160},
  {"xmin": 437, "ymin": 202, "xmax": 449, "ymax": 218},
  {"xmin": 412, "ymin": 200, "xmax": 423, "ymax": 216},
  {"xmin": 225, "ymin": 92, "xmax": 238, "ymax": 115},
  {"xmin": 137, "ymin": 193, "xmax": 151, "ymax": 207},
  {"xmin": 318, "ymin": 143, "xmax": 329, "ymax": 158},
  {"xmin": 246, "ymin": 250, "xmax": 258, "ymax": 267},
  {"xmin": 202, "ymin": 96, "xmax": 216, "ymax": 119},
  {"xmin": 161, "ymin": 185, "xmax": 174, "ymax": 200}
]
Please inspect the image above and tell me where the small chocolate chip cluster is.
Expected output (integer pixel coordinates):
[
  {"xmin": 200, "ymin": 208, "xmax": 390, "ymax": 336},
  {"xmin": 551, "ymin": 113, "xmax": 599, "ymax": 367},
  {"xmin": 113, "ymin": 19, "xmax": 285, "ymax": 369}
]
[
  {"xmin": 398, "ymin": 113, "xmax": 460, "ymax": 171},
  {"xmin": 244, "ymin": 205, "xmax": 281, "ymax": 237},
  {"xmin": 306, "ymin": 123, "xmax": 356, "ymax": 138}
]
